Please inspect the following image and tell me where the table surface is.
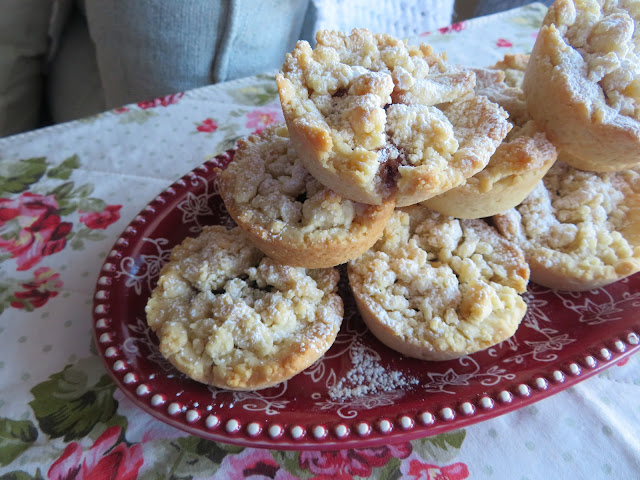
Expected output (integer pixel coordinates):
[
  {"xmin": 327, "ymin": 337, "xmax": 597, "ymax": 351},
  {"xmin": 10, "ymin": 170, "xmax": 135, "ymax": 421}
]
[{"xmin": 1, "ymin": 3, "xmax": 639, "ymax": 479}]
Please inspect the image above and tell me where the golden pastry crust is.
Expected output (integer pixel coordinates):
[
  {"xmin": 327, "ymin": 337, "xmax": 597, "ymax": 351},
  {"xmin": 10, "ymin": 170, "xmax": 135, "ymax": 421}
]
[
  {"xmin": 475, "ymin": 53, "xmax": 531, "ymax": 125},
  {"xmin": 493, "ymin": 162, "xmax": 640, "ymax": 291},
  {"xmin": 348, "ymin": 205, "xmax": 529, "ymax": 361},
  {"xmin": 423, "ymin": 122, "xmax": 557, "ymax": 218},
  {"xmin": 217, "ymin": 125, "xmax": 394, "ymax": 268},
  {"xmin": 423, "ymin": 55, "xmax": 557, "ymax": 218},
  {"xmin": 145, "ymin": 226, "xmax": 343, "ymax": 390},
  {"xmin": 523, "ymin": 0, "xmax": 640, "ymax": 172},
  {"xmin": 277, "ymin": 28, "xmax": 510, "ymax": 206}
]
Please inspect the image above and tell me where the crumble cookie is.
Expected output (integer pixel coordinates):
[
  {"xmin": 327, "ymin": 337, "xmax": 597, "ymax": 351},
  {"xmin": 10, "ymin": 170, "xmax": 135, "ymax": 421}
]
[
  {"xmin": 475, "ymin": 53, "xmax": 531, "ymax": 126},
  {"xmin": 277, "ymin": 28, "xmax": 511, "ymax": 206},
  {"xmin": 145, "ymin": 226, "xmax": 343, "ymax": 390},
  {"xmin": 494, "ymin": 161, "xmax": 640, "ymax": 291},
  {"xmin": 217, "ymin": 124, "xmax": 394, "ymax": 268},
  {"xmin": 348, "ymin": 205, "xmax": 529, "ymax": 361},
  {"xmin": 523, "ymin": 0, "xmax": 640, "ymax": 172},
  {"xmin": 423, "ymin": 55, "xmax": 557, "ymax": 218}
]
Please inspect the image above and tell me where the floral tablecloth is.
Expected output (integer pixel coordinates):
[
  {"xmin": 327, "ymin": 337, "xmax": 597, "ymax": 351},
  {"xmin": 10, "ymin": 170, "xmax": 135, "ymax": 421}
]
[{"xmin": 1, "ymin": 3, "xmax": 639, "ymax": 479}]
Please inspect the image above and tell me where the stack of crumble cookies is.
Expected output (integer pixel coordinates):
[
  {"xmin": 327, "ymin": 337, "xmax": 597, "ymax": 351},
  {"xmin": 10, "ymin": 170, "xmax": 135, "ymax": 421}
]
[{"xmin": 146, "ymin": 0, "xmax": 640, "ymax": 390}]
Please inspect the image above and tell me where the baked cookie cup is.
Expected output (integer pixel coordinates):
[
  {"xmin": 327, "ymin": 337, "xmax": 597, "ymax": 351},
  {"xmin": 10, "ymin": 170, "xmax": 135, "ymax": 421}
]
[
  {"xmin": 423, "ymin": 120, "xmax": 557, "ymax": 219},
  {"xmin": 494, "ymin": 162, "xmax": 640, "ymax": 291},
  {"xmin": 474, "ymin": 53, "xmax": 531, "ymax": 126},
  {"xmin": 348, "ymin": 205, "xmax": 529, "ymax": 361},
  {"xmin": 523, "ymin": 0, "xmax": 640, "ymax": 172},
  {"xmin": 423, "ymin": 55, "xmax": 557, "ymax": 218},
  {"xmin": 217, "ymin": 125, "xmax": 395, "ymax": 268},
  {"xmin": 145, "ymin": 226, "xmax": 343, "ymax": 390},
  {"xmin": 277, "ymin": 28, "xmax": 510, "ymax": 206}
]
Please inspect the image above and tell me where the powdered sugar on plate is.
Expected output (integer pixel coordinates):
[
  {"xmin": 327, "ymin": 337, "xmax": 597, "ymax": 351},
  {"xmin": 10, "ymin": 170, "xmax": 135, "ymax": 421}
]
[{"xmin": 328, "ymin": 341, "xmax": 418, "ymax": 400}]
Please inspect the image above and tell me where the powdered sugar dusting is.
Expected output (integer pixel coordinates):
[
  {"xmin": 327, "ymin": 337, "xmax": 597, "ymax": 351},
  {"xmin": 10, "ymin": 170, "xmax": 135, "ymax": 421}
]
[{"xmin": 328, "ymin": 342, "xmax": 418, "ymax": 400}]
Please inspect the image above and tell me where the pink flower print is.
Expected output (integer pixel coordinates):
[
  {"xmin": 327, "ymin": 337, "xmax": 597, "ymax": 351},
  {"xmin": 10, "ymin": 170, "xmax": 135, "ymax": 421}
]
[
  {"xmin": 196, "ymin": 118, "xmax": 219, "ymax": 133},
  {"xmin": 245, "ymin": 107, "xmax": 282, "ymax": 134},
  {"xmin": 438, "ymin": 22, "xmax": 467, "ymax": 34},
  {"xmin": 0, "ymin": 192, "xmax": 72, "ymax": 271},
  {"xmin": 496, "ymin": 38, "xmax": 513, "ymax": 48},
  {"xmin": 400, "ymin": 453, "xmax": 469, "ymax": 480},
  {"xmin": 217, "ymin": 448, "xmax": 297, "ymax": 480},
  {"xmin": 48, "ymin": 426, "xmax": 143, "ymax": 480},
  {"xmin": 113, "ymin": 106, "xmax": 129, "ymax": 114},
  {"xmin": 79, "ymin": 205, "xmax": 122, "ymax": 230},
  {"xmin": 309, "ymin": 474, "xmax": 355, "ymax": 480},
  {"xmin": 137, "ymin": 92, "xmax": 184, "ymax": 109},
  {"xmin": 11, "ymin": 267, "xmax": 63, "ymax": 310},
  {"xmin": 617, "ymin": 357, "xmax": 630, "ymax": 367},
  {"xmin": 300, "ymin": 442, "xmax": 412, "ymax": 477}
]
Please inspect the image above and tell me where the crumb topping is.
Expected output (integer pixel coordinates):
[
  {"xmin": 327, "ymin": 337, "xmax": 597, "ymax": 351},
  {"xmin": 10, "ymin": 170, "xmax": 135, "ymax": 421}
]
[
  {"xmin": 456, "ymin": 55, "xmax": 557, "ymax": 192},
  {"xmin": 349, "ymin": 206, "xmax": 528, "ymax": 353},
  {"xmin": 279, "ymin": 28, "xmax": 510, "ymax": 204},
  {"xmin": 219, "ymin": 125, "xmax": 382, "ymax": 240},
  {"xmin": 547, "ymin": 0, "xmax": 640, "ymax": 119},
  {"xmin": 145, "ymin": 226, "xmax": 342, "ymax": 388},
  {"xmin": 467, "ymin": 121, "xmax": 556, "ymax": 191},
  {"xmin": 496, "ymin": 162, "xmax": 640, "ymax": 282},
  {"xmin": 474, "ymin": 53, "xmax": 530, "ymax": 125},
  {"xmin": 493, "ymin": 53, "xmax": 529, "ymax": 87}
]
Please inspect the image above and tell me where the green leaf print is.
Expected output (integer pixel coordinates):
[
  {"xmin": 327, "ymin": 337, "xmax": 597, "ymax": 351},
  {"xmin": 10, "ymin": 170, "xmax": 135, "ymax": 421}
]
[
  {"xmin": 0, "ymin": 469, "xmax": 44, "ymax": 480},
  {"xmin": 376, "ymin": 457, "xmax": 403, "ymax": 480},
  {"xmin": 69, "ymin": 237, "xmax": 84, "ymax": 251},
  {"xmin": 47, "ymin": 181, "xmax": 74, "ymax": 202},
  {"xmin": 0, "ymin": 218, "xmax": 20, "ymax": 241},
  {"xmin": 29, "ymin": 361, "xmax": 119, "ymax": 441},
  {"xmin": 270, "ymin": 451, "xmax": 311, "ymax": 479},
  {"xmin": 195, "ymin": 438, "xmax": 243, "ymax": 463},
  {"xmin": 414, "ymin": 429, "xmax": 467, "ymax": 463},
  {"xmin": 228, "ymin": 82, "xmax": 279, "ymax": 106},
  {"xmin": 47, "ymin": 155, "xmax": 80, "ymax": 180},
  {"xmin": 118, "ymin": 109, "xmax": 156, "ymax": 125},
  {"xmin": 429, "ymin": 429, "xmax": 466, "ymax": 450},
  {"xmin": 0, "ymin": 418, "xmax": 38, "ymax": 467},
  {"xmin": 508, "ymin": 4, "xmax": 546, "ymax": 29},
  {"xmin": 76, "ymin": 197, "xmax": 106, "ymax": 213},
  {"xmin": 0, "ymin": 158, "xmax": 47, "ymax": 195},
  {"xmin": 146, "ymin": 437, "xmax": 233, "ymax": 479},
  {"xmin": 6, "ymin": 294, "xmax": 34, "ymax": 312},
  {"xmin": 215, "ymin": 134, "xmax": 242, "ymax": 153},
  {"xmin": 72, "ymin": 183, "xmax": 94, "ymax": 198},
  {"xmin": 0, "ymin": 282, "xmax": 14, "ymax": 314},
  {"xmin": 71, "ymin": 227, "xmax": 106, "ymax": 248}
]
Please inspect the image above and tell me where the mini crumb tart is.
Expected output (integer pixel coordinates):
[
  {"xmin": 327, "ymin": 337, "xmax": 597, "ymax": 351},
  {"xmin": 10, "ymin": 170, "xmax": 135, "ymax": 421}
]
[
  {"xmin": 145, "ymin": 226, "xmax": 343, "ymax": 390},
  {"xmin": 217, "ymin": 124, "xmax": 394, "ymax": 268},
  {"xmin": 423, "ymin": 54, "xmax": 557, "ymax": 219},
  {"xmin": 494, "ymin": 162, "xmax": 640, "ymax": 291},
  {"xmin": 348, "ymin": 205, "xmax": 529, "ymax": 361},
  {"xmin": 523, "ymin": 0, "xmax": 640, "ymax": 172},
  {"xmin": 277, "ymin": 28, "xmax": 511, "ymax": 206}
]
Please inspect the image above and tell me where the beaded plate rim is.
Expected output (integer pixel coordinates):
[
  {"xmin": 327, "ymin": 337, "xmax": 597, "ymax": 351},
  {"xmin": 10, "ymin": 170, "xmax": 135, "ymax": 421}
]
[{"xmin": 92, "ymin": 149, "xmax": 640, "ymax": 450}]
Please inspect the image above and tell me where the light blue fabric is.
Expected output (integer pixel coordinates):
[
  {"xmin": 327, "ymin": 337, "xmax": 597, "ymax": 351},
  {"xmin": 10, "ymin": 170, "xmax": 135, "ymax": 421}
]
[
  {"xmin": 47, "ymin": 8, "xmax": 105, "ymax": 123},
  {"xmin": 83, "ymin": 0, "xmax": 311, "ymax": 109},
  {"xmin": 1, "ymin": 0, "xmax": 540, "ymax": 134},
  {"xmin": 0, "ymin": 0, "xmax": 52, "ymax": 137},
  {"xmin": 474, "ymin": 0, "xmax": 552, "ymax": 16},
  {"xmin": 211, "ymin": 0, "xmax": 312, "ymax": 82}
]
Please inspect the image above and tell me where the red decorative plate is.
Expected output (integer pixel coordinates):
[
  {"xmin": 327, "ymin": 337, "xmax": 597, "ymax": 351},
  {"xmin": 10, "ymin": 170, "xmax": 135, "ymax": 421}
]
[{"xmin": 93, "ymin": 150, "xmax": 640, "ymax": 450}]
